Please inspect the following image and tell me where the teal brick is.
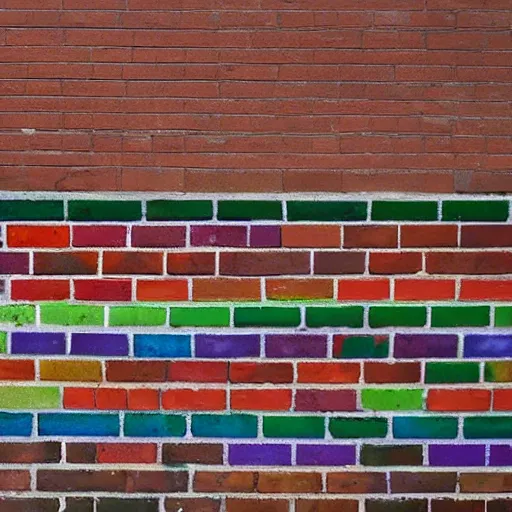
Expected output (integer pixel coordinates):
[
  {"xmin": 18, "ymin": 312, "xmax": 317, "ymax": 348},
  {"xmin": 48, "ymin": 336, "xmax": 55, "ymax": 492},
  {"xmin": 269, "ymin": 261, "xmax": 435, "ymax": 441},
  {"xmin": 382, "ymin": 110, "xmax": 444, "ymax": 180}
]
[
  {"xmin": 170, "ymin": 308, "xmax": 230, "ymax": 327},
  {"xmin": 0, "ymin": 200, "xmax": 64, "ymax": 220},
  {"xmin": 124, "ymin": 414, "xmax": 186, "ymax": 437},
  {"xmin": 40, "ymin": 303, "xmax": 104, "ymax": 326},
  {"xmin": 442, "ymin": 200, "xmax": 509, "ymax": 222},
  {"xmin": 234, "ymin": 307, "xmax": 300, "ymax": 327},
  {"xmin": 362, "ymin": 389, "xmax": 424, "ymax": 411},
  {"xmin": 306, "ymin": 307, "xmax": 364, "ymax": 328},
  {"xmin": 431, "ymin": 306, "xmax": 490, "ymax": 327},
  {"xmin": 218, "ymin": 201, "xmax": 282, "ymax": 221},
  {"xmin": 369, "ymin": 306, "xmax": 426, "ymax": 328},
  {"xmin": 287, "ymin": 201, "xmax": 367, "ymax": 222},
  {"xmin": 372, "ymin": 201, "xmax": 438, "ymax": 221},
  {"xmin": 146, "ymin": 200, "xmax": 213, "ymax": 221},
  {"xmin": 495, "ymin": 307, "xmax": 512, "ymax": 327},
  {"xmin": 192, "ymin": 414, "xmax": 257, "ymax": 438},
  {"xmin": 329, "ymin": 418, "xmax": 388, "ymax": 438},
  {"xmin": 263, "ymin": 416, "xmax": 325, "ymax": 438},
  {"xmin": 393, "ymin": 416, "xmax": 458, "ymax": 439},
  {"xmin": 464, "ymin": 417, "xmax": 512, "ymax": 439},
  {"xmin": 0, "ymin": 305, "xmax": 35, "ymax": 326},
  {"xmin": 68, "ymin": 200, "xmax": 142, "ymax": 221},
  {"xmin": 109, "ymin": 306, "xmax": 167, "ymax": 326},
  {"xmin": 425, "ymin": 362, "xmax": 480, "ymax": 383}
]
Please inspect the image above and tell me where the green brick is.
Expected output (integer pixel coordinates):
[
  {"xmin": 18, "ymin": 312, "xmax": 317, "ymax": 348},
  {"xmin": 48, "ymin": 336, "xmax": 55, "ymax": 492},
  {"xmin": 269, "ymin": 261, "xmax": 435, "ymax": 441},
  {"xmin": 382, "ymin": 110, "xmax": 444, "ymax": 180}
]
[
  {"xmin": 0, "ymin": 305, "xmax": 35, "ymax": 326},
  {"xmin": 109, "ymin": 306, "xmax": 167, "ymax": 327},
  {"xmin": 40, "ymin": 303, "xmax": 104, "ymax": 326},
  {"xmin": 0, "ymin": 387, "xmax": 60, "ymax": 409},
  {"xmin": 0, "ymin": 200, "xmax": 64, "ymax": 221},
  {"xmin": 485, "ymin": 362, "xmax": 512, "ymax": 382},
  {"xmin": 425, "ymin": 362, "xmax": 480, "ymax": 383},
  {"xmin": 362, "ymin": 389, "xmax": 424, "ymax": 411},
  {"xmin": 393, "ymin": 416, "xmax": 458, "ymax": 439},
  {"xmin": 218, "ymin": 201, "xmax": 282, "ymax": 221},
  {"xmin": 329, "ymin": 418, "xmax": 388, "ymax": 438},
  {"xmin": 334, "ymin": 335, "xmax": 389, "ymax": 359},
  {"xmin": 146, "ymin": 200, "xmax": 213, "ymax": 221},
  {"xmin": 464, "ymin": 417, "xmax": 512, "ymax": 439},
  {"xmin": 68, "ymin": 200, "xmax": 142, "ymax": 221},
  {"xmin": 263, "ymin": 416, "xmax": 325, "ymax": 438},
  {"xmin": 287, "ymin": 201, "xmax": 367, "ymax": 222},
  {"xmin": 442, "ymin": 200, "xmax": 509, "ymax": 222},
  {"xmin": 431, "ymin": 306, "xmax": 490, "ymax": 327},
  {"xmin": 170, "ymin": 307, "xmax": 230, "ymax": 327},
  {"xmin": 306, "ymin": 307, "xmax": 364, "ymax": 328},
  {"xmin": 371, "ymin": 201, "xmax": 438, "ymax": 221},
  {"xmin": 234, "ymin": 307, "xmax": 300, "ymax": 327},
  {"xmin": 495, "ymin": 307, "xmax": 512, "ymax": 327},
  {"xmin": 0, "ymin": 332, "xmax": 6, "ymax": 353},
  {"xmin": 369, "ymin": 306, "xmax": 426, "ymax": 328}
]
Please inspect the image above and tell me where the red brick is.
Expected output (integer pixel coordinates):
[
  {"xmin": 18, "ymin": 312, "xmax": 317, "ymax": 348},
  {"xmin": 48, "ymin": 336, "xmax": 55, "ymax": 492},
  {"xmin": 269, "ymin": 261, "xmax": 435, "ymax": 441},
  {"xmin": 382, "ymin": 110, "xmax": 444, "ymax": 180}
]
[
  {"xmin": 131, "ymin": 226, "xmax": 186, "ymax": 248},
  {"xmin": 427, "ymin": 389, "xmax": 491, "ymax": 411},
  {"xmin": 95, "ymin": 388, "xmax": 127, "ymax": 410},
  {"xmin": 295, "ymin": 390, "xmax": 357, "ymax": 412},
  {"xmin": 229, "ymin": 362, "xmax": 293, "ymax": 384},
  {"xmin": 167, "ymin": 252, "xmax": 215, "ymax": 275},
  {"xmin": 0, "ymin": 360, "xmax": 35, "ymax": 381},
  {"xmin": 7, "ymin": 225, "xmax": 69, "ymax": 248},
  {"xmin": 162, "ymin": 389, "xmax": 226, "ymax": 411},
  {"xmin": 296, "ymin": 500, "xmax": 359, "ymax": 512},
  {"xmin": 297, "ymin": 362, "xmax": 360, "ymax": 384},
  {"xmin": 96, "ymin": 443, "xmax": 157, "ymax": 464},
  {"xmin": 267, "ymin": 278, "xmax": 333, "ymax": 300},
  {"xmin": 63, "ymin": 388, "xmax": 95, "ymax": 409},
  {"xmin": 395, "ymin": 279, "xmax": 456, "ymax": 300},
  {"xmin": 460, "ymin": 280, "xmax": 512, "ymax": 301},
  {"xmin": 226, "ymin": 499, "xmax": 289, "ymax": 512},
  {"xmin": 128, "ymin": 389, "xmax": 160, "ymax": 410},
  {"xmin": 461, "ymin": 225, "xmax": 512, "ymax": 247},
  {"xmin": 282, "ymin": 225, "xmax": 341, "ymax": 248},
  {"xmin": 74, "ymin": 279, "xmax": 132, "ymax": 301},
  {"xmin": 11, "ymin": 279, "xmax": 69, "ymax": 301},
  {"xmin": 427, "ymin": 252, "xmax": 512, "ymax": 274},
  {"xmin": 34, "ymin": 252, "xmax": 98, "ymax": 275},
  {"xmin": 364, "ymin": 362, "xmax": 421, "ymax": 383},
  {"xmin": 168, "ymin": 362, "xmax": 228, "ymax": 383},
  {"xmin": 344, "ymin": 225, "xmax": 398, "ymax": 248},
  {"xmin": 257, "ymin": 472, "xmax": 322, "ymax": 493},
  {"xmin": 220, "ymin": 251, "xmax": 310, "ymax": 276},
  {"xmin": 370, "ymin": 252, "xmax": 422, "ymax": 274},
  {"xmin": 338, "ymin": 278, "xmax": 390, "ymax": 300},
  {"xmin": 193, "ymin": 278, "xmax": 261, "ymax": 301},
  {"xmin": 136, "ymin": 279, "xmax": 188, "ymax": 301},
  {"xmin": 72, "ymin": 225, "xmax": 127, "ymax": 247},
  {"xmin": 231, "ymin": 389, "xmax": 292, "ymax": 411},
  {"xmin": 194, "ymin": 471, "xmax": 257, "ymax": 493},
  {"xmin": 106, "ymin": 361, "xmax": 167, "ymax": 382},
  {"xmin": 327, "ymin": 472, "xmax": 387, "ymax": 493},
  {"xmin": 401, "ymin": 225, "xmax": 458, "ymax": 247},
  {"xmin": 0, "ymin": 470, "xmax": 30, "ymax": 491}
]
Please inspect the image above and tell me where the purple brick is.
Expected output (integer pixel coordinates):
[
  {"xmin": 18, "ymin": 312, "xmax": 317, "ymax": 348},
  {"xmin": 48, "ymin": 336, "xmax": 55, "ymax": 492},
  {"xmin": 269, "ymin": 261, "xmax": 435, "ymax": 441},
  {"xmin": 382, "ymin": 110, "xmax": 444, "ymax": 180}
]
[
  {"xmin": 490, "ymin": 445, "xmax": 512, "ymax": 466},
  {"xmin": 250, "ymin": 226, "xmax": 281, "ymax": 248},
  {"xmin": 195, "ymin": 334, "xmax": 260, "ymax": 358},
  {"xmin": 429, "ymin": 444, "xmax": 485, "ymax": 466},
  {"xmin": 296, "ymin": 444, "xmax": 356, "ymax": 466},
  {"xmin": 0, "ymin": 253, "xmax": 29, "ymax": 274},
  {"xmin": 266, "ymin": 335, "xmax": 327, "ymax": 358},
  {"xmin": 131, "ymin": 226, "xmax": 186, "ymax": 248},
  {"xmin": 394, "ymin": 334, "xmax": 458, "ymax": 359},
  {"xmin": 71, "ymin": 333, "xmax": 128, "ymax": 356},
  {"xmin": 191, "ymin": 226, "xmax": 247, "ymax": 247},
  {"xmin": 229, "ymin": 444, "xmax": 291, "ymax": 465},
  {"xmin": 11, "ymin": 332, "xmax": 66, "ymax": 355},
  {"xmin": 464, "ymin": 335, "xmax": 512, "ymax": 358}
]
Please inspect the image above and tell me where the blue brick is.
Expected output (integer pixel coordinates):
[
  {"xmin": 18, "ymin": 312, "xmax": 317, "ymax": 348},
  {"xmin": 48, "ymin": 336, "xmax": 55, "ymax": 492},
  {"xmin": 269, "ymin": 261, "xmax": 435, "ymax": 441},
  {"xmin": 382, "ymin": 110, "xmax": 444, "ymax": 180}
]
[
  {"xmin": 134, "ymin": 334, "xmax": 191, "ymax": 358},
  {"xmin": 0, "ymin": 413, "xmax": 33, "ymax": 436},
  {"xmin": 192, "ymin": 414, "xmax": 258, "ymax": 438},
  {"xmin": 124, "ymin": 414, "xmax": 186, "ymax": 437},
  {"xmin": 464, "ymin": 335, "xmax": 512, "ymax": 358},
  {"xmin": 38, "ymin": 413, "xmax": 119, "ymax": 436}
]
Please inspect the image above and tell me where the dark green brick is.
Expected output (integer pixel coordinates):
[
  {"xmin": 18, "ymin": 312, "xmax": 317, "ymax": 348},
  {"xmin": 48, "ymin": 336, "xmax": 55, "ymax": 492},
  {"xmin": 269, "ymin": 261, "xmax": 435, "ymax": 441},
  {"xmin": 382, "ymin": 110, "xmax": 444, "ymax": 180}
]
[
  {"xmin": 263, "ymin": 416, "xmax": 325, "ymax": 438},
  {"xmin": 68, "ymin": 200, "xmax": 141, "ymax": 221},
  {"xmin": 146, "ymin": 200, "xmax": 213, "ymax": 221},
  {"xmin": 234, "ymin": 307, "xmax": 300, "ymax": 327},
  {"xmin": 369, "ymin": 307, "xmax": 426, "ymax": 328},
  {"xmin": 495, "ymin": 307, "xmax": 512, "ymax": 327},
  {"xmin": 0, "ymin": 200, "xmax": 64, "ymax": 220},
  {"xmin": 464, "ymin": 417, "xmax": 512, "ymax": 439},
  {"xmin": 371, "ymin": 201, "xmax": 438, "ymax": 221},
  {"xmin": 442, "ymin": 200, "xmax": 509, "ymax": 222},
  {"xmin": 425, "ymin": 362, "xmax": 480, "ymax": 383},
  {"xmin": 329, "ymin": 418, "xmax": 388, "ymax": 438},
  {"xmin": 431, "ymin": 306, "xmax": 490, "ymax": 327},
  {"xmin": 217, "ymin": 200, "xmax": 282, "ymax": 221},
  {"xmin": 393, "ymin": 416, "xmax": 458, "ymax": 439},
  {"xmin": 306, "ymin": 307, "xmax": 364, "ymax": 328},
  {"xmin": 287, "ymin": 201, "xmax": 367, "ymax": 222},
  {"xmin": 360, "ymin": 444, "xmax": 423, "ymax": 466},
  {"xmin": 334, "ymin": 335, "xmax": 389, "ymax": 359}
]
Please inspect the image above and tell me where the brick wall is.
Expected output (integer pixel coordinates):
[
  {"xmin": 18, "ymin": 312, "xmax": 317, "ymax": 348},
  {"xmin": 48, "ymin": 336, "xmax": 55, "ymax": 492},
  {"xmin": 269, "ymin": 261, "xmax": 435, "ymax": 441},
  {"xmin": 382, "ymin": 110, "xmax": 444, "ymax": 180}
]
[{"xmin": 0, "ymin": 0, "xmax": 510, "ymax": 192}]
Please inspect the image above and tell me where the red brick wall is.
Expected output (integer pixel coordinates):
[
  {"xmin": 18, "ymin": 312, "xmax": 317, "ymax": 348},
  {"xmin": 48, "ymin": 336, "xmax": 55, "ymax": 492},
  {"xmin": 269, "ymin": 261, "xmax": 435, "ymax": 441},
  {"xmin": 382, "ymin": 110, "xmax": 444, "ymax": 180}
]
[{"xmin": 0, "ymin": 0, "xmax": 510, "ymax": 193}]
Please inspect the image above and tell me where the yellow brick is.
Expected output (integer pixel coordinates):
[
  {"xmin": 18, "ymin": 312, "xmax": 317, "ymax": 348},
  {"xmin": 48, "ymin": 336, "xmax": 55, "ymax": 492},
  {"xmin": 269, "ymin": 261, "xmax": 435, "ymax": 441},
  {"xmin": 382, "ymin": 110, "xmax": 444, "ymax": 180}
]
[{"xmin": 40, "ymin": 360, "xmax": 102, "ymax": 382}]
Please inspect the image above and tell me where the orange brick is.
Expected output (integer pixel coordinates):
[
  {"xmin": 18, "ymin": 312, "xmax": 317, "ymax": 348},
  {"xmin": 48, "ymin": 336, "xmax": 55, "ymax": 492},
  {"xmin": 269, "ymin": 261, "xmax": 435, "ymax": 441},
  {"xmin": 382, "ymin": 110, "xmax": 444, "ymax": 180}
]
[
  {"xmin": 230, "ymin": 389, "xmax": 292, "ymax": 411},
  {"xmin": 297, "ymin": 362, "xmax": 360, "ymax": 384},
  {"xmin": 128, "ymin": 389, "xmax": 160, "ymax": 410},
  {"xmin": 95, "ymin": 388, "xmax": 127, "ymax": 410},
  {"xmin": 395, "ymin": 279, "xmax": 456, "ymax": 300},
  {"xmin": 162, "ymin": 389, "xmax": 226, "ymax": 411},
  {"xmin": 193, "ymin": 278, "xmax": 261, "ymax": 301},
  {"xmin": 266, "ymin": 278, "xmax": 333, "ymax": 300},
  {"xmin": 427, "ymin": 389, "xmax": 491, "ymax": 412},
  {"xmin": 0, "ymin": 360, "xmax": 35, "ymax": 381},
  {"xmin": 338, "ymin": 279, "xmax": 390, "ymax": 300},
  {"xmin": 7, "ymin": 226, "xmax": 69, "ymax": 248},
  {"xmin": 136, "ymin": 279, "xmax": 188, "ymax": 301},
  {"xmin": 281, "ymin": 225, "xmax": 341, "ymax": 248}
]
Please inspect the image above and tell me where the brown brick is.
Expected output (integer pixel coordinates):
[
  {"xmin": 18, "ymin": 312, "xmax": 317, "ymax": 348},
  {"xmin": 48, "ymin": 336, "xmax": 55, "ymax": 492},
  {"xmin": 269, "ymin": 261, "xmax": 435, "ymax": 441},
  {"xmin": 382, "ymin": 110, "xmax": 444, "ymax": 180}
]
[
  {"xmin": 103, "ymin": 251, "xmax": 163, "ymax": 275},
  {"xmin": 390, "ymin": 472, "xmax": 457, "ymax": 493},
  {"xmin": 327, "ymin": 472, "xmax": 387, "ymax": 493},
  {"xmin": 314, "ymin": 252, "xmax": 365, "ymax": 274},
  {"xmin": 0, "ymin": 498, "xmax": 60, "ymax": 512},
  {"xmin": 401, "ymin": 225, "xmax": 458, "ymax": 247},
  {"xmin": 163, "ymin": 443, "xmax": 223, "ymax": 465},
  {"xmin": 344, "ymin": 225, "xmax": 398, "ymax": 248},
  {"xmin": 226, "ymin": 499, "xmax": 289, "ymax": 512},
  {"xmin": 283, "ymin": 170, "xmax": 343, "ymax": 192},
  {"xmin": 167, "ymin": 252, "xmax": 215, "ymax": 275},
  {"xmin": 266, "ymin": 278, "xmax": 333, "ymax": 300},
  {"xmin": 37, "ymin": 470, "xmax": 126, "ymax": 492},
  {"xmin": 164, "ymin": 498, "xmax": 220, "ymax": 512},
  {"xmin": 427, "ymin": 252, "xmax": 512, "ymax": 274},
  {"xmin": 296, "ymin": 500, "xmax": 359, "ymax": 512},
  {"xmin": 361, "ymin": 445, "xmax": 423, "ymax": 466},
  {"xmin": 220, "ymin": 251, "xmax": 310, "ymax": 276},
  {"xmin": 257, "ymin": 472, "xmax": 322, "ymax": 493},
  {"xmin": 122, "ymin": 169, "xmax": 183, "ymax": 192},
  {"xmin": 194, "ymin": 471, "xmax": 258, "ymax": 492},
  {"xmin": 64, "ymin": 498, "xmax": 94, "ymax": 512},
  {"xmin": 106, "ymin": 361, "xmax": 167, "ymax": 382},
  {"xmin": 185, "ymin": 170, "xmax": 283, "ymax": 193},
  {"xmin": 66, "ymin": 443, "xmax": 97, "ymax": 464},
  {"xmin": 364, "ymin": 362, "xmax": 421, "ymax": 383},
  {"xmin": 33, "ymin": 251, "xmax": 98, "ymax": 274},
  {"xmin": 131, "ymin": 226, "xmax": 186, "ymax": 248},
  {"xmin": 0, "ymin": 442, "xmax": 60, "ymax": 463},
  {"xmin": 0, "ymin": 470, "xmax": 30, "ymax": 490},
  {"xmin": 365, "ymin": 500, "xmax": 428, "ymax": 512},
  {"xmin": 125, "ymin": 470, "xmax": 188, "ymax": 493},
  {"xmin": 282, "ymin": 225, "xmax": 341, "ymax": 248},
  {"xmin": 97, "ymin": 498, "xmax": 159, "ymax": 512},
  {"xmin": 370, "ymin": 252, "xmax": 422, "ymax": 274},
  {"xmin": 461, "ymin": 225, "xmax": 512, "ymax": 247},
  {"xmin": 193, "ymin": 278, "xmax": 261, "ymax": 301},
  {"xmin": 431, "ymin": 500, "xmax": 485, "ymax": 512},
  {"xmin": 460, "ymin": 473, "xmax": 512, "ymax": 493}
]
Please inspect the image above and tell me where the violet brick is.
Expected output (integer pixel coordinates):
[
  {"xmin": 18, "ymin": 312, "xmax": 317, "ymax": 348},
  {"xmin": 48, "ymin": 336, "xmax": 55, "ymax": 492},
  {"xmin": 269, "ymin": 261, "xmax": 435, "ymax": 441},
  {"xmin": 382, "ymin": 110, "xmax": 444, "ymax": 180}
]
[
  {"xmin": 228, "ymin": 444, "xmax": 291, "ymax": 465},
  {"xmin": 266, "ymin": 335, "xmax": 328, "ymax": 358},
  {"xmin": 249, "ymin": 226, "xmax": 281, "ymax": 247},
  {"xmin": 296, "ymin": 444, "xmax": 356, "ymax": 466},
  {"xmin": 195, "ymin": 335, "xmax": 260, "ymax": 358},
  {"xmin": 464, "ymin": 334, "xmax": 512, "ymax": 358},
  {"xmin": 490, "ymin": 445, "xmax": 512, "ymax": 466},
  {"xmin": 394, "ymin": 334, "xmax": 458, "ymax": 358},
  {"xmin": 70, "ymin": 333, "xmax": 128, "ymax": 356},
  {"xmin": 428, "ymin": 445, "xmax": 486, "ymax": 466},
  {"xmin": 11, "ymin": 332, "xmax": 66, "ymax": 355}
]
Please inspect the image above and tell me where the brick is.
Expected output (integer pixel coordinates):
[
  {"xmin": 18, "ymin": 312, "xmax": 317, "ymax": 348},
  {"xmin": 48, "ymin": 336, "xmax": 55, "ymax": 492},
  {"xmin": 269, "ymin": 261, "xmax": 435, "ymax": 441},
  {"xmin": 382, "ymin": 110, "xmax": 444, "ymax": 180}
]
[
  {"xmin": 66, "ymin": 443, "xmax": 96, "ymax": 463},
  {"xmin": 306, "ymin": 306, "xmax": 363, "ymax": 328},
  {"xmin": 229, "ymin": 445, "xmax": 292, "ymax": 466},
  {"xmin": 146, "ymin": 200, "xmax": 213, "ymax": 221},
  {"xmin": 107, "ymin": 361, "xmax": 167, "ymax": 382},
  {"xmin": 329, "ymin": 418, "xmax": 388, "ymax": 439},
  {"xmin": 365, "ymin": 500, "xmax": 428, "ymax": 512},
  {"xmin": 426, "ymin": 362, "xmax": 480, "ymax": 383},
  {"xmin": 370, "ymin": 252, "xmax": 422, "ymax": 274},
  {"xmin": 124, "ymin": 414, "xmax": 186, "ymax": 438},
  {"xmin": 97, "ymin": 499, "xmax": 158, "ymax": 512},
  {"xmin": 461, "ymin": 225, "xmax": 512, "ymax": 247},
  {"xmin": 0, "ymin": 386, "xmax": 59, "ymax": 409},
  {"xmin": 361, "ymin": 445, "xmax": 423, "ymax": 466},
  {"xmin": 109, "ymin": 306, "xmax": 166, "ymax": 326},
  {"xmin": 134, "ymin": 334, "xmax": 191, "ymax": 358},
  {"xmin": 40, "ymin": 304, "xmax": 103, "ymax": 326},
  {"xmin": 369, "ymin": 306, "xmax": 426, "ymax": 327},
  {"xmin": 295, "ymin": 390, "xmax": 356, "ymax": 412},
  {"xmin": 39, "ymin": 413, "xmax": 119, "ymax": 436},
  {"xmin": 465, "ymin": 334, "xmax": 512, "ymax": 357},
  {"xmin": 34, "ymin": 252, "xmax": 98, "ymax": 275},
  {"xmin": 442, "ymin": 200, "xmax": 509, "ymax": 221},
  {"xmin": 163, "ymin": 443, "xmax": 223, "ymax": 465},
  {"xmin": 226, "ymin": 499, "xmax": 289, "ymax": 512},
  {"xmin": 191, "ymin": 226, "xmax": 247, "ymax": 247},
  {"xmin": 298, "ymin": 362, "xmax": 360, "ymax": 384},
  {"xmin": 231, "ymin": 389, "xmax": 292, "ymax": 411},
  {"xmin": 431, "ymin": 305, "xmax": 490, "ymax": 327},
  {"xmin": 427, "ymin": 389, "xmax": 491, "ymax": 411},
  {"xmin": 168, "ymin": 362, "xmax": 228, "ymax": 383},
  {"xmin": 194, "ymin": 278, "xmax": 260, "ymax": 301},
  {"xmin": 0, "ymin": 442, "xmax": 60, "ymax": 463},
  {"xmin": 74, "ymin": 279, "xmax": 132, "ymax": 301},
  {"xmin": 192, "ymin": 414, "xmax": 258, "ymax": 438},
  {"xmin": 263, "ymin": 416, "xmax": 324, "ymax": 439},
  {"xmin": 395, "ymin": 279, "xmax": 455, "ymax": 300},
  {"xmin": 11, "ymin": 332, "xmax": 64, "ymax": 355},
  {"xmin": 250, "ymin": 225, "xmax": 281, "ymax": 247},
  {"xmin": 235, "ymin": 307, "xmax": 301, "ymax": 327},
  {"xmin": 221, "ymin": 251, "xmax": 310, "ymax": 275},
  {"xmin": 137, "ymin": 279, "xmax": 188, "ymax": 301},
  {"xmin": 218, "ymin": 201, "xmax": 282, "ymax": 221},
  {"xmin": 63, "ymin": 388, "xmax": 95, "ymax": 409},
  {"xmin": 431, "ymin": 501, "xmax": 484, "ymax": 512},
  {"xmin": 427, "ymin": 252, "xmax": 512, "ymax": 274},
  {"xmin": 364, "ymin": 362, "xmax": 421, "ymax": 383},
  {"xmin": 96, "ymin": 389, "xmax": 127, "ymax": 410},
  {"xmin": 72, "ymin": 225, "xmax": 126, "ymax": 247},
  {"xmin": 171, "ymin": 307, "xmax": 230, "ymax": 327},
  {"xmin": 7, "ymin": 225, "xmax": 69, "ymax": 248},
  {"xmin": 395, "ymin": 334, "xmax": 458, "ymax": 358},
  {"xmin": 96, "ymin": 443, "xmax": 157, "ymax": 464},
  {"xmin": 40, "ymin": 360, "xmax": 101, "ymax": 382},
  {"xmin": 71, "ymin": 333, "xmax": 128, "ymax": 356},
  {"xmin": 0, "ymin": 200, "xmax": 63, "ymax": 221},
  {"xmin": 194, "ymin": 471, "xmax": 258, "ymax": 492},
  {"xmin": 131, "ymin": 226, "xmax": 185, "ymax": 247},
  {"xmin": 103, "ymin": 251, "xmax": 163, "ymax": 274},
  {"xmin": 167, "ymin": 252, "xmax": 215, "ymax": 275},
  {"xmin": 162, "ymin": 389, "xmax": 226, "ymax": 411},
  {"xmin": 0, "ymin": 413, "xmax": 33, "ymax": 437},
  {"xmin": 128, "ymin": 389, "xmax": 159, "ymax": 411},
  {"xmin": 296, "ymin": 500, "xmax": 359, "ymax": 512},
  {"xmin": 0, "ymin": 470, "xmax": 30, "ymax": 491},
  {"xmin": 459, "ymin": 473, "xmax": 512, "ymax": 492},
  {"xmin": 287, "ymin": 201, "xmax": 367, "ymax": 221},
  {"xmin": 372, "ymin": 201, "xmax": 437, "ymax": 221},
  {"xmin": 281, "ymin": 225, "xmax": 341, "ymax": 248},
  {"xmin": 0, "ymin": 253, "xmax": 29, "ymax": 274},
  {"xmin": 314, "ymin": 251, "xmax": 365, "ymax": 274},
  {"xmin": 68, "ymin": 200, "xmax": 141, "ymax": 221},
  {"xmin": 230, "ymin": 363, "xmax": 293, "ymax": 384},
  {"xmin": 362, "ymin": 389, "xmax": 423, "ymax": 411},
  {"xmin": 327, "ymin": 472, "xmax": 387, "ymax": 493},
  {"xmin": 486, "ymin": 362, "xmax": 512, "ymax": 382},
  {"xmin": 401, "ymin": 224, "xmax": 458, "ymax": 247},
  {"xmin": 390, "ymin": 472, "xmax": 457, "ymax": 493},
  {"xmin": 257, "ymin": 472, "xmax": 322, "ymax": 493},
  {"xmin": 11, "ymin": 280, "xmax": 69, "ymax": 301},
  {"xmin": 344, "ymin": 225, "xmax": 397, "ymax": 248},
  {"xmin": 165, "ymin": 498, "xmax": 220, "ymax": 512},
  {"xmin": 338, "ymin": 279, "xmax": 390, "ymax": 300},
  {"xmin": 460, "ymin": 280, "xmax": 512, "ymax": 301},
  {"xmin": 333, "ymin": 335, "xmax": 389, "ymax": 359},
  {"xmin": 393, "ymin": 416, "xmax": 458, "ymax": 439}
]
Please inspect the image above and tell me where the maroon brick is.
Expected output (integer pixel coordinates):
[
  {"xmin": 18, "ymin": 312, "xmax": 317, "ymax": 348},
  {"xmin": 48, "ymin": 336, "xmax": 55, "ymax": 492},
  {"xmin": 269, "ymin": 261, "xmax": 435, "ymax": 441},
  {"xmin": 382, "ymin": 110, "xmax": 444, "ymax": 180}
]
[
  {"xmin": 370, "ymin": 252, "xmax": 422, "ymax": 274},
  {"xmin": 164, "ymin": 498, "xmax": 221, "ymax": 512},
  {"xmin": 220, "ymin": 251, "xmax": 310, "ymax": 275},
  {"xmin": 66, "ymin": 443, "xmax": 97, "ymax": 464},
  {"xmin": 0, "ymin": 253, "xmax": 29, "ymax": 274},
  {"xmin": 191, "ymin": 226, "xmax": 247, "ymax": 247},
  {"xmin": 0, "ymin": 470, "xmax": 30, "ymax": 490},
  {"xmin": 427, "ymin": 252, "xmax": 512, "ymax": 274},
  {"xmin": 296, "ymin": 500, "xmax": 359, "ymax": 512},
  {"xmin": 295, "ymin": 390, "xmax": 357, "ymax": 412},
  {"xmin": 73, "ymin": 226, "xmax": 127, "ymax": 247},
  {"xmin": 131, "ymin": 226, "xmax": 186, "ymax": 248},
  {"xmin": 163, "ymin": 444, "xmax": 223, "ymax": 465},
  {"xmin": 0, "ymin": 442, "xmax": 60, "ymax": 463},
  {"xmin": 461, "ymin": 225, "xmax": 512, "ymax": 247},
  {"xmin": 327, "ymin": 472, "xmax": 387, "ymax": 493},
  {"xmin": 344, "ymin": 225, "xmax": 398, "ymax": 248},
  {"xmin": 431, "ymin": 500, "xmax": 485, "ymax": 512},
  {"xmin": 314, "ymin": 252, "xmax": 365, "ymax": 274},
  {"xmin": 390, "ymin": 472, "xmax": 457, "ymax": 493}
]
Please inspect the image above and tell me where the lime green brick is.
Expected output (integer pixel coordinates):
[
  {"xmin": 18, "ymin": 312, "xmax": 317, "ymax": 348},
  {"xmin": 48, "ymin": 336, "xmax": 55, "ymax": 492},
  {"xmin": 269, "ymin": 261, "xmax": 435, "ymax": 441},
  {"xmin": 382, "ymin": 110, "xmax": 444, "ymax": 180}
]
[
  {"xmin": 0, "ymin": 306, "xmax": 35, "ymax": 326},
  {"xmin": 362, "ymin": 389, "xmax": 424, "ymax": 411},
  {"xmin": 425, "ymin": 362, "xmax": 480, "ymax": 383},
  {"xmin": 170, "ymin": 308, "xmax": 230, "ymax": 327},
  {"xmin": 329, "ymin": 418, "xmax": 388, "ymax": 438},
  {"xmin": 0, "ymin": 332, "xmax": 6, "ymax": 353},
  {"xmin": 306, "ymin": 307, "xmax": 364, "ymax": 328},
  {"xmin": 431, "ymin": 306, "xmax": 490, "ymax": 327},
  {"xmin": 442, "ymin": 200, "xmax": 509, "ymax": 222},
  {"xmin": 40, "ymin": 303, "xmax": 104, "ymax": 326},
  {"xmin": 369, "ymin": 306, "xmax": 426, "ymax": 328},
  {"xmin": 234, "ymin": 307, "xmax": 300, "ymax": 327},
  {"xmin": 287, "ymin": 201, "xmax": 367, "ymax": 222},
  {"xmin": 218, "ymin": 201, "xmax": 282, "ymax": 221},
  {"xmin": 495, "ymin": 307, "xmax": 512, "ymax": 327},
  {"xmin": 147, "ymin": 200, "xmax": 213, "ymax": 221},
  {"xmin": 0, "ymin": 387, "xmax": 60, "ymax": 409},
  {"xmin": 371, "ymin": 201, "xmax": 438, "ymax": 221},
  {"xmin": 263, "ymin": 416, "xmax": 324, "ymax": 438},
  {"xmin": 109, "ymin": 306, "xmax": 167, "ymax": 327}
]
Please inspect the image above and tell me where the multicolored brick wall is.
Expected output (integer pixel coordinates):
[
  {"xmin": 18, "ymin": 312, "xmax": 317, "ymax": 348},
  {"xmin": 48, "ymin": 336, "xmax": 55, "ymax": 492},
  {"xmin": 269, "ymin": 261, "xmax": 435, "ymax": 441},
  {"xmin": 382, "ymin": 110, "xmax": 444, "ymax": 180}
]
[{"xmin": 0, "ymin": 194, "xmax": 510, "ymax": 511}]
